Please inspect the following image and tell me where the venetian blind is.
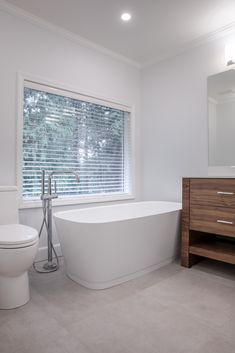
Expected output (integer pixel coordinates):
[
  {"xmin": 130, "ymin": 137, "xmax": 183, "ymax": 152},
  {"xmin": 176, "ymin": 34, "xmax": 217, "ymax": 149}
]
[{"xmin": 22, "ymin": 82, "xmax": 131, "ymax": 200}]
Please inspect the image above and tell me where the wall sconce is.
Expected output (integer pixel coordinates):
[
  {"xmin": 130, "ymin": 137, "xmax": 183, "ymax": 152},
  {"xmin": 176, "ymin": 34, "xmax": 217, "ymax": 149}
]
[{"xmin": 225, "ymin": 43, "xmax": 235, "ymax": 66}]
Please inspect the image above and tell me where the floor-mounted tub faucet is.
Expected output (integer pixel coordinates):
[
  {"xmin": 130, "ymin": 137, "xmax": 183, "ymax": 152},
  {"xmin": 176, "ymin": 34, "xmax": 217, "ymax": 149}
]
[{"xmin": 34, "ymin": 170, "xmax": 80, "ymax": 273}]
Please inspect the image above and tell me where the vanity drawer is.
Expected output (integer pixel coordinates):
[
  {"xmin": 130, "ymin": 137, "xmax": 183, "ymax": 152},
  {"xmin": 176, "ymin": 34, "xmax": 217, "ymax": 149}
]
[
  {"xmin": 190, "ymin": 205, "xmax": 235, "ymax": 237},
  {"xmin": 190, "ymin": 179, "xmax": 235, "ymax": 208}
]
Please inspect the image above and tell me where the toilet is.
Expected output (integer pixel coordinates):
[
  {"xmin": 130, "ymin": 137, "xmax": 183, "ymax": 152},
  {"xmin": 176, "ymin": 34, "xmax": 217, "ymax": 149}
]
[{"xmin": 0, "ymin": 187, "xmax": 38, "ymax": 309}]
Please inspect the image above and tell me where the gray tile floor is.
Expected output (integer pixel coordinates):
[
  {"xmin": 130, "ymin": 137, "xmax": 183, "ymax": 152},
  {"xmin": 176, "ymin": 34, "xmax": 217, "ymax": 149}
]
[{"xmin": 1, "ymin": 259, "xmax": 235, "ymax": 353}]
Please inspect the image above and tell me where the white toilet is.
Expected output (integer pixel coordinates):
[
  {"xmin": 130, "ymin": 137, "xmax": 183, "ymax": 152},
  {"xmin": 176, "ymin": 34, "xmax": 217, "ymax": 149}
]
[{"xmin": 0, "ymin": 187, "xmax": 38, "ymax": 309}]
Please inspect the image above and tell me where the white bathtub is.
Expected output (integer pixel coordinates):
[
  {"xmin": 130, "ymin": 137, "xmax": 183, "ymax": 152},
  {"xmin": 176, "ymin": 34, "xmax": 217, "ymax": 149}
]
[{"xmin": 54, "ymin": 201, "xmax": 182, "ymax": 289}]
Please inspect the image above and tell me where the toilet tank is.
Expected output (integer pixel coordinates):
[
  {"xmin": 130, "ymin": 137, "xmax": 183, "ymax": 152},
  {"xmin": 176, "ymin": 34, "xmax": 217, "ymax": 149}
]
[{"xmin": 0, "ymin": 187, "xmax": 19, "ymax": 224}]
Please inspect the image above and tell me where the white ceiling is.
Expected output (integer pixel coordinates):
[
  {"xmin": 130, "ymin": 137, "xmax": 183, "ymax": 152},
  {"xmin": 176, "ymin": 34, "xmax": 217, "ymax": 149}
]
[{"xmin": 4, "ymin": 0, "xmax": 235, "ymax": 66}]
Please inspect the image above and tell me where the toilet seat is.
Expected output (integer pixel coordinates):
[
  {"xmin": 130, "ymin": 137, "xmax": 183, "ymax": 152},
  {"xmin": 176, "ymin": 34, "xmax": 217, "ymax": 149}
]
[{"xmin": 0, "ymin": 224, "xmax": 38, "ymax": 249}]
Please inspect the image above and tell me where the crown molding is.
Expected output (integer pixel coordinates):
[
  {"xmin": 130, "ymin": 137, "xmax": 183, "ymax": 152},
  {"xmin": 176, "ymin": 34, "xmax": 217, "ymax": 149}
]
[
  {"xmin": 142, "ymin": 21, "xmax": 235, "ymax": 68},
  {"xmin": 0, "ymin": 0, "xmax": 141, "ymax": 69},
  {"xmin": 1, "ymin": 0, "xmax": 235, "ymax": 70}
]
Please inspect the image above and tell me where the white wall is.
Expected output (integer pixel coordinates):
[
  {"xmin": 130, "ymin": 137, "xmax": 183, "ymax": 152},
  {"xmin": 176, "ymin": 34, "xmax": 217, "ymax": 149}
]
[
  {"xmin": 0, "ymin": 9, "xmax": 141, "ymax": 259},
  {"xmin": 141, "ymin": 33, "xmax": 235, "ymax": 202}
]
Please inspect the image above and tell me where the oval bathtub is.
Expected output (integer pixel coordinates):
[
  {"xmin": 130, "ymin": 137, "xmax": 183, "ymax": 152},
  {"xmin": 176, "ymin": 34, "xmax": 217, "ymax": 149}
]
[{"xmin": 54, "ymin": 201, "xmax": 182, "ymax": 289}]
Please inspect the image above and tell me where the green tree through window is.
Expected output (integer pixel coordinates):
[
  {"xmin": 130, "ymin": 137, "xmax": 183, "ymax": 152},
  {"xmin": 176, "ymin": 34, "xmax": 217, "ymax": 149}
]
[{"xmin": 23, "ymin": 86, "xmax": 130, "ymax": 200}]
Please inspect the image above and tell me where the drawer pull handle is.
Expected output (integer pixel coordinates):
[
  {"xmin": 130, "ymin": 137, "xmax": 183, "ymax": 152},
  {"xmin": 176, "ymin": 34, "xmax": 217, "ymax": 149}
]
[
  {"xmin": 217, "ymin": 191, "xmax": 234, "ymax": 195},
  {"xmin": 217, "ymin": 220, "xmax": 233, "ymax": 225}
]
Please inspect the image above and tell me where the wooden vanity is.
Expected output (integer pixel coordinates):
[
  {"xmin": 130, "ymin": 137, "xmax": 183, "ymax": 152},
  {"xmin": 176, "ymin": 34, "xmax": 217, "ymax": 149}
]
[{"xmin": 181, "ymin": 178, "xmax": 235, "ymax": 267}]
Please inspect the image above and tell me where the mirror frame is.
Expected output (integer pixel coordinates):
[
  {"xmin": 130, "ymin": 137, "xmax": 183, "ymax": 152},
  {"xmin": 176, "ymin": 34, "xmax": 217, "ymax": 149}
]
[{"xmin": 207, "ymin": 67, "xmax": 235, "ymax": 176}]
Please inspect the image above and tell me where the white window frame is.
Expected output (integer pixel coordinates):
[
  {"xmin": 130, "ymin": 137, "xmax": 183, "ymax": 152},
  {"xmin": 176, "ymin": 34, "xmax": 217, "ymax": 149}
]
[{"xmin": 17, "ymin": 72, "xmax": 135, "ymax": 209}]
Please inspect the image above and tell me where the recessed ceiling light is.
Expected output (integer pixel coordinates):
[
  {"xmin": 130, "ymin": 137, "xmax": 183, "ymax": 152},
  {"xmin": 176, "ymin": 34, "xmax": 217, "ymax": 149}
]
[{"xmin": 121, "ymin": 13, "xmax": 132, "ymax": 21}]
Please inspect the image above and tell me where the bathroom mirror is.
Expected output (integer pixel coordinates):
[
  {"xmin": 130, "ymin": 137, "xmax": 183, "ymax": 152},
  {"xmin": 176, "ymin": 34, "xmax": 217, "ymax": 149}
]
[{"xmin": 208, "ymin": 69, "xmax": 235, "ymax": 171}]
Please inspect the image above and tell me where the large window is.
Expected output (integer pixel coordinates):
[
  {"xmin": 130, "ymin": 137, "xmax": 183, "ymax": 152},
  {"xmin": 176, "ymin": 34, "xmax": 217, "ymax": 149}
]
[{"xmin": 21, "ymin": 81, "xmax": 132, "ymax": 204}]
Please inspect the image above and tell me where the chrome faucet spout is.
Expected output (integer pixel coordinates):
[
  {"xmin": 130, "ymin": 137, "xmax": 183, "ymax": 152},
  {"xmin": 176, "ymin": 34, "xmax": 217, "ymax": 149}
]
[
  {"xmin": 48, "ymin": 169, "xmax": 80, "ymax": 181},
  {"xmin": 48, "ymin": 170, "xmax": 80, "ymax": 194}
]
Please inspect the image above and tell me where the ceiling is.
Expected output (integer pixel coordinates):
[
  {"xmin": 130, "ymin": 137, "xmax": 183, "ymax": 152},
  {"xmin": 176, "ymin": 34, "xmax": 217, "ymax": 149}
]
[{"xmin": 4, "ymin": 0, "xmax": 235, "ymax": 66}]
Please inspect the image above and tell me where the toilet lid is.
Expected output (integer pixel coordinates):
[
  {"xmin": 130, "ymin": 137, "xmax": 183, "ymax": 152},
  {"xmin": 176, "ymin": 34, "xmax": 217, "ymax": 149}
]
[{"xmin": 0, "ymin": 224, "xmax": 38, "ymax": 248}]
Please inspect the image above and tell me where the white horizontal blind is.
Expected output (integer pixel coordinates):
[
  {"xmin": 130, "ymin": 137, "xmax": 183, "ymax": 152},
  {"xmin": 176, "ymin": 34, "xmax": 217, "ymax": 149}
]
[{"xmin": 22, "ymin": 83, "xmax": 131, "ymax": 200}]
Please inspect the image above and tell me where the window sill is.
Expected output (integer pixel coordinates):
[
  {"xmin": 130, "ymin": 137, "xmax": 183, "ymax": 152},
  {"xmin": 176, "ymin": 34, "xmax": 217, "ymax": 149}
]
[{"xmin": 19, "ymin": 193, "xmax": 135, "ymax": 209}]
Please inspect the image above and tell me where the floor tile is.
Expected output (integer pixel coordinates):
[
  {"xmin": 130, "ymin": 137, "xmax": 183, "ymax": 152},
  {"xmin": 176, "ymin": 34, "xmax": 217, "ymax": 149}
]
[{"xmin": 1, "ymin": 259, "xmax": 234, "ymax": 353}]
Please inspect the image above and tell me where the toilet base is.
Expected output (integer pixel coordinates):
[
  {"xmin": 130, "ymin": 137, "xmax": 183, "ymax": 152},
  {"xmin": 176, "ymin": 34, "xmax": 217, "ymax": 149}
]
[{"xmin": 0, "ymin": 272, "xmax": 30, "ymax": 309}]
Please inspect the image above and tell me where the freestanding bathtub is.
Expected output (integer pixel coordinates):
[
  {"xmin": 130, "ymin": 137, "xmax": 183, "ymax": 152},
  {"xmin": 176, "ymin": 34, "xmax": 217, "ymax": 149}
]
[{"xmin": 54, "ymin": 201, "xmax": 182, "ymax": 289}]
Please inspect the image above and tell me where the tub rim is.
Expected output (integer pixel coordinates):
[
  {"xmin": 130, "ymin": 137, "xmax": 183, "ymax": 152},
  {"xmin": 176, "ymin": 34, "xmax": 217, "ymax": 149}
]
[{"xmin": 53, "ymin": 201, "xmax": 182, "ymax": 224}]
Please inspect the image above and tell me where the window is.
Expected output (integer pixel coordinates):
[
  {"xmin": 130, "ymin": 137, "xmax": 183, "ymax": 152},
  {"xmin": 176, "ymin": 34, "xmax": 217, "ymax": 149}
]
[{"xmin": 21, "ymin": 80, "xmax": 132, "ymax": 204}]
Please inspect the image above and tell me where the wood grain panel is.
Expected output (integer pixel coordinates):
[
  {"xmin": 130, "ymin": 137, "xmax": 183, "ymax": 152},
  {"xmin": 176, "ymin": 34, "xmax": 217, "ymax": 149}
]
[
  {"xmin": 190, "ymin": 178, "xmax": 235, "ymax": 208},
  {"xmin": 181, "ymin": 178, "xmax": 201, "ymax": 267},
  {"xmin": 190, "ymin": 240, "xmax": 235, "ymax": 265},
  {"xmin": 181, "ymin": 178, "xmax": 190, "ymax": 267},
  {"xmin": 190, "ymin": 205, "xmax": 235, "ymax": 237}
]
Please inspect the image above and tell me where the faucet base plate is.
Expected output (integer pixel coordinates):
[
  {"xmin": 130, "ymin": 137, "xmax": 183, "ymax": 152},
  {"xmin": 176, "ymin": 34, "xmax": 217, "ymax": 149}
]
[{"xmin": 43, "ymin": 261, "xmax": 58, "ymax": 272}]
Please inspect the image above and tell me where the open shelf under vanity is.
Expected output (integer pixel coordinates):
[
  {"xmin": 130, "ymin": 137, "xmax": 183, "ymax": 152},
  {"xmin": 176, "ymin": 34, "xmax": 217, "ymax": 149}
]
[{"xmin": 189, "ymin": 236, "xmax": 235, "ymax": 265}]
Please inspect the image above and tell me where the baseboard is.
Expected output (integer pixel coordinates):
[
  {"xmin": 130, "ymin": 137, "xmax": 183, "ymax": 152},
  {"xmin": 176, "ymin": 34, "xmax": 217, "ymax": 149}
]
[{"xmin": 34, "ymin": 243, "xmax": 62, "ymax": 262}]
